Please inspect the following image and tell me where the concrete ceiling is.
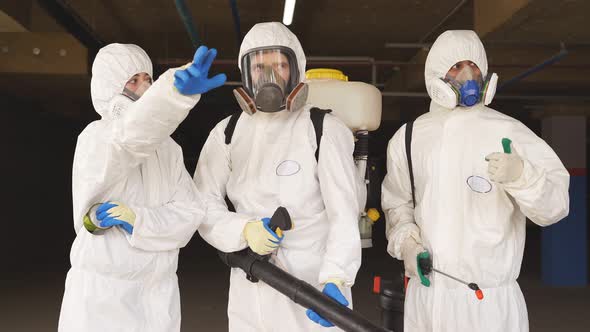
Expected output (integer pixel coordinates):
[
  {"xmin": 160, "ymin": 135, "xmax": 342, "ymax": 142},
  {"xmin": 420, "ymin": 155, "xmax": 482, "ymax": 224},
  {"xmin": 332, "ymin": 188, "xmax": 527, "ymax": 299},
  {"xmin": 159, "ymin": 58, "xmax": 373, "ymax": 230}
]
[
  {"xmin": 58, "ymin": 0, "xmax": 479, "ymax": 61},
  {"xmin": 1, "ymin": 0, "xmax": 590, "ymax": 119}
]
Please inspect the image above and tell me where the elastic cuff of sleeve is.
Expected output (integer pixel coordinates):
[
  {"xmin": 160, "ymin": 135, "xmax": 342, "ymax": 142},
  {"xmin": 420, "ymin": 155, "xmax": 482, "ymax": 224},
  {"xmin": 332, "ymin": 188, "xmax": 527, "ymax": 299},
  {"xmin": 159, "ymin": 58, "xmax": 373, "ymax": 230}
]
[
  {"xmin": 126, "ymin": 205, "xmax": 141, "ymax": 245},
  {"xmin": 323, "ymin": 277, "xmax": 346, "ymax": 288},
  {"xmin": 504, "ymin": 159, "xmax": 540, "ymax": 190}
]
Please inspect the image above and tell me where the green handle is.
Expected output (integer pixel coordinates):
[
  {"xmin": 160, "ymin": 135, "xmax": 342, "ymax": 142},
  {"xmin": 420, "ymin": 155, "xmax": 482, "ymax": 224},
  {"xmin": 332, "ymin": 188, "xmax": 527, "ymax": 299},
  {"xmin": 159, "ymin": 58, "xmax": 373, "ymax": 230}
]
[
  {"xmin": 417, "ymin": 252, "xmax": 431, "ymax": 287},
  {"xmin": 502, "ymin": 138, "xmax": 512, "ymax": 154}
]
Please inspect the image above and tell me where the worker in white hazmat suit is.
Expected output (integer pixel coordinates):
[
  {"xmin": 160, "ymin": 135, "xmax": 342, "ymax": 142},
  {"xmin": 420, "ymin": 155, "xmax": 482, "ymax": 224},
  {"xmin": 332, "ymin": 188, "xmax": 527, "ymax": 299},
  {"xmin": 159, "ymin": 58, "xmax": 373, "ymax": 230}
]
[
  {"xmin": 58, "ymin": 43, "xmax": 226, "ymax": 332},
  {"xmin": 193, "ymin": 22, "xmax": 362, "ymax": 331},
  {"xmin": 382, "ymin": 30, "xmax": 570, "ymax": 332}
]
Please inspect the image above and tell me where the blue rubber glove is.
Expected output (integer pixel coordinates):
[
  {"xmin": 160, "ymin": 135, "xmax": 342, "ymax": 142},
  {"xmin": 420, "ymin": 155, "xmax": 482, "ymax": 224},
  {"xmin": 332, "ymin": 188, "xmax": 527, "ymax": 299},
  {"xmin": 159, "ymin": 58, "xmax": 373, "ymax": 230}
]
[
  {"xmin": 96, "ymin": 201, "xmax": 136, "ymax": 234},
  {"xmin": 174, "ymin": 45, "xmax": 227, "ymax": 95},
  {"xmin": 306, "ymin": 282, "xmax": 349, "ymax": 327}
]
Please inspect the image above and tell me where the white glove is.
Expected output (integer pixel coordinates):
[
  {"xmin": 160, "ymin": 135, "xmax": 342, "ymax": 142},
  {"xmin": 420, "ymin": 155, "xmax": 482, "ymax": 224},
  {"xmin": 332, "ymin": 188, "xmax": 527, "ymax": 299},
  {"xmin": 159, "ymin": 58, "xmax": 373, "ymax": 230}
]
[
  {"xmin": 400, "ymin": 237, "xmax": 426, "ymax": 278},
  {"xmin": 486, "ymin": 145, "xmax": 524, "ymax": 184}
]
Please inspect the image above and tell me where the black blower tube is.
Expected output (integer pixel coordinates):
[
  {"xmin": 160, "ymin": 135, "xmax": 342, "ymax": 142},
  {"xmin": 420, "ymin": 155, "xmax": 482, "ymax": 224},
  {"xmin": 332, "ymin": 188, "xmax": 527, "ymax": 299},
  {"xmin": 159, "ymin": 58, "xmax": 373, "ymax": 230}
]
[{"xmin": 219, "ymin": 250, "xmax": 391, "ymax": 332}]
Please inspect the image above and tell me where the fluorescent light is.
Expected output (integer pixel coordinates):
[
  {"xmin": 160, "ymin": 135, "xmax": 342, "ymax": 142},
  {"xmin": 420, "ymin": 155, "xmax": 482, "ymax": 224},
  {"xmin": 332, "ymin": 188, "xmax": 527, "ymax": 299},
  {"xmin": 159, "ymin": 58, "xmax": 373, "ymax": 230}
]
[{"xmin": 283, "ymin": 0, "xmax": 296, "ymax": 25}]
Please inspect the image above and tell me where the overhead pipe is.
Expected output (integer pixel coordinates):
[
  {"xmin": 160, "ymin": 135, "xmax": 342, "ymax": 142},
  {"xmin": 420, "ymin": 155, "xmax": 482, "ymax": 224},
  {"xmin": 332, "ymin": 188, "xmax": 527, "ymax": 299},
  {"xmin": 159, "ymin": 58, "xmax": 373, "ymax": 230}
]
[
  {"xmin": 384, "ymin": 41, "xmax": 590, "ymax": 50},
  {"xmin": 158, "ymin": 56, "xmax": 406, "ymax": 86},
  {"xmin": 175, "ymin": 0, "xmax": 200, "ymax": 48},
  {"xmin": 307, "ymin": 56, "xmax": 380, "ymax": 85},
  {"xmin": 494, "ymin": 94, "xmax": 590, "ymax": 101},
  {"xmin": 384, "ymin": 43, "xmax": 431, "ymax": 49},
  {"xmin": 228, "ymin": 0, "xmax": 242, "ymax": 47},
  {"xmin": 158, "ymin": 57, "xmax": 403, "ymax": 66},
  {"xmin": 484, "ymin": 41, "xmax": 590, "ymax": 49},
  {"xmin": 497, "ymin": 46, "xmax": 569, "ymax": 91},
  {"xmin": 381, "ymin": 92, "xmax": 430, "ymax": 98},
  {"xmin": 419, "ymin": 0, "xmax": 469, "ymax": 43},
  {"xmin": 307, "ymin": 56, "xmax": 376, "ymax": 62},
  {"xmin": 37, "ymin": 0, "xmax": 104, "ymax": 59},
  {"xmin": 159, "ymin": 50, "xmax": 583, "ymax": 91}
]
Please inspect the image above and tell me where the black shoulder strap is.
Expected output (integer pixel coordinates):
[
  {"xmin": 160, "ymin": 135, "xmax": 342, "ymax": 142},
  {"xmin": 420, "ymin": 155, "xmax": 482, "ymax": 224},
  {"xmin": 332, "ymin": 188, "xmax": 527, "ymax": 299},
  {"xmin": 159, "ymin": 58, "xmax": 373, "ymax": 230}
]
[
  {"xmin": 405, "ymin": 121, "xmax": 416, "ymax": 207},
  {"xmin": 224, "ymin": 112, "xmax": 242, "ymax": 145},
  {"xmin": 222, "ymin": 112, "xmax": 242, "ymax": 213},
  {"xmin": 310, "ymin": 107, "xmax": 332, "ymax": 162}
]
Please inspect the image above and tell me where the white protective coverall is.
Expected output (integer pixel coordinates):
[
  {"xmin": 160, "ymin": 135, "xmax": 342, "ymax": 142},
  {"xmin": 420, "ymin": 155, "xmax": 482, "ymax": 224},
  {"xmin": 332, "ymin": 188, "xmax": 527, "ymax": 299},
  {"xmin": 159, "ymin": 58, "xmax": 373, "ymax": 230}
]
[
  {"xmin": 59, "ymin": 44, "xmax": 205, "ymax": 332},
  {"xmin": 193, "ymin": 22, "xmax": 362, "ymax": 332},
  {"xmin": 382, "ymin": 31, "xmax": 570, "ymax": 332}
]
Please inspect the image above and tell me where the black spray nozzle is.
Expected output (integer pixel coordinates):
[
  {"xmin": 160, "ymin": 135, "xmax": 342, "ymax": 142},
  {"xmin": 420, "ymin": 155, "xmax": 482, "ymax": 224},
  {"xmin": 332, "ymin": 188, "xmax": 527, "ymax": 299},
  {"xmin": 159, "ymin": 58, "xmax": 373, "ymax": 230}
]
[{"xmin": 268, "ymin": 206, "xmax": 292, "ymax": 232}]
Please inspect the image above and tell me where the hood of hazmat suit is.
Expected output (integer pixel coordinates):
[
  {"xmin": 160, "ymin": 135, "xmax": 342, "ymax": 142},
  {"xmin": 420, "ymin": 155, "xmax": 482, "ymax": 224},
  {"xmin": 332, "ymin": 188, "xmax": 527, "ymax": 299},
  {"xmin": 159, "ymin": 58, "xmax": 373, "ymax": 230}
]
[{"xmin": 90, "ymin": 43, "xmax": 153, "ymax": 119}]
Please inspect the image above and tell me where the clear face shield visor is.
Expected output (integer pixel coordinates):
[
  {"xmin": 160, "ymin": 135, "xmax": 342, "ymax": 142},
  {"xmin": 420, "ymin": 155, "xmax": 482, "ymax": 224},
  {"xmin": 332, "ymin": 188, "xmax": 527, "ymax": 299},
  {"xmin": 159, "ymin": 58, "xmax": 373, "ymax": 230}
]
[{"xmin": 241, "ymin": 47, "xmax": 300, "ymax": 100}]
